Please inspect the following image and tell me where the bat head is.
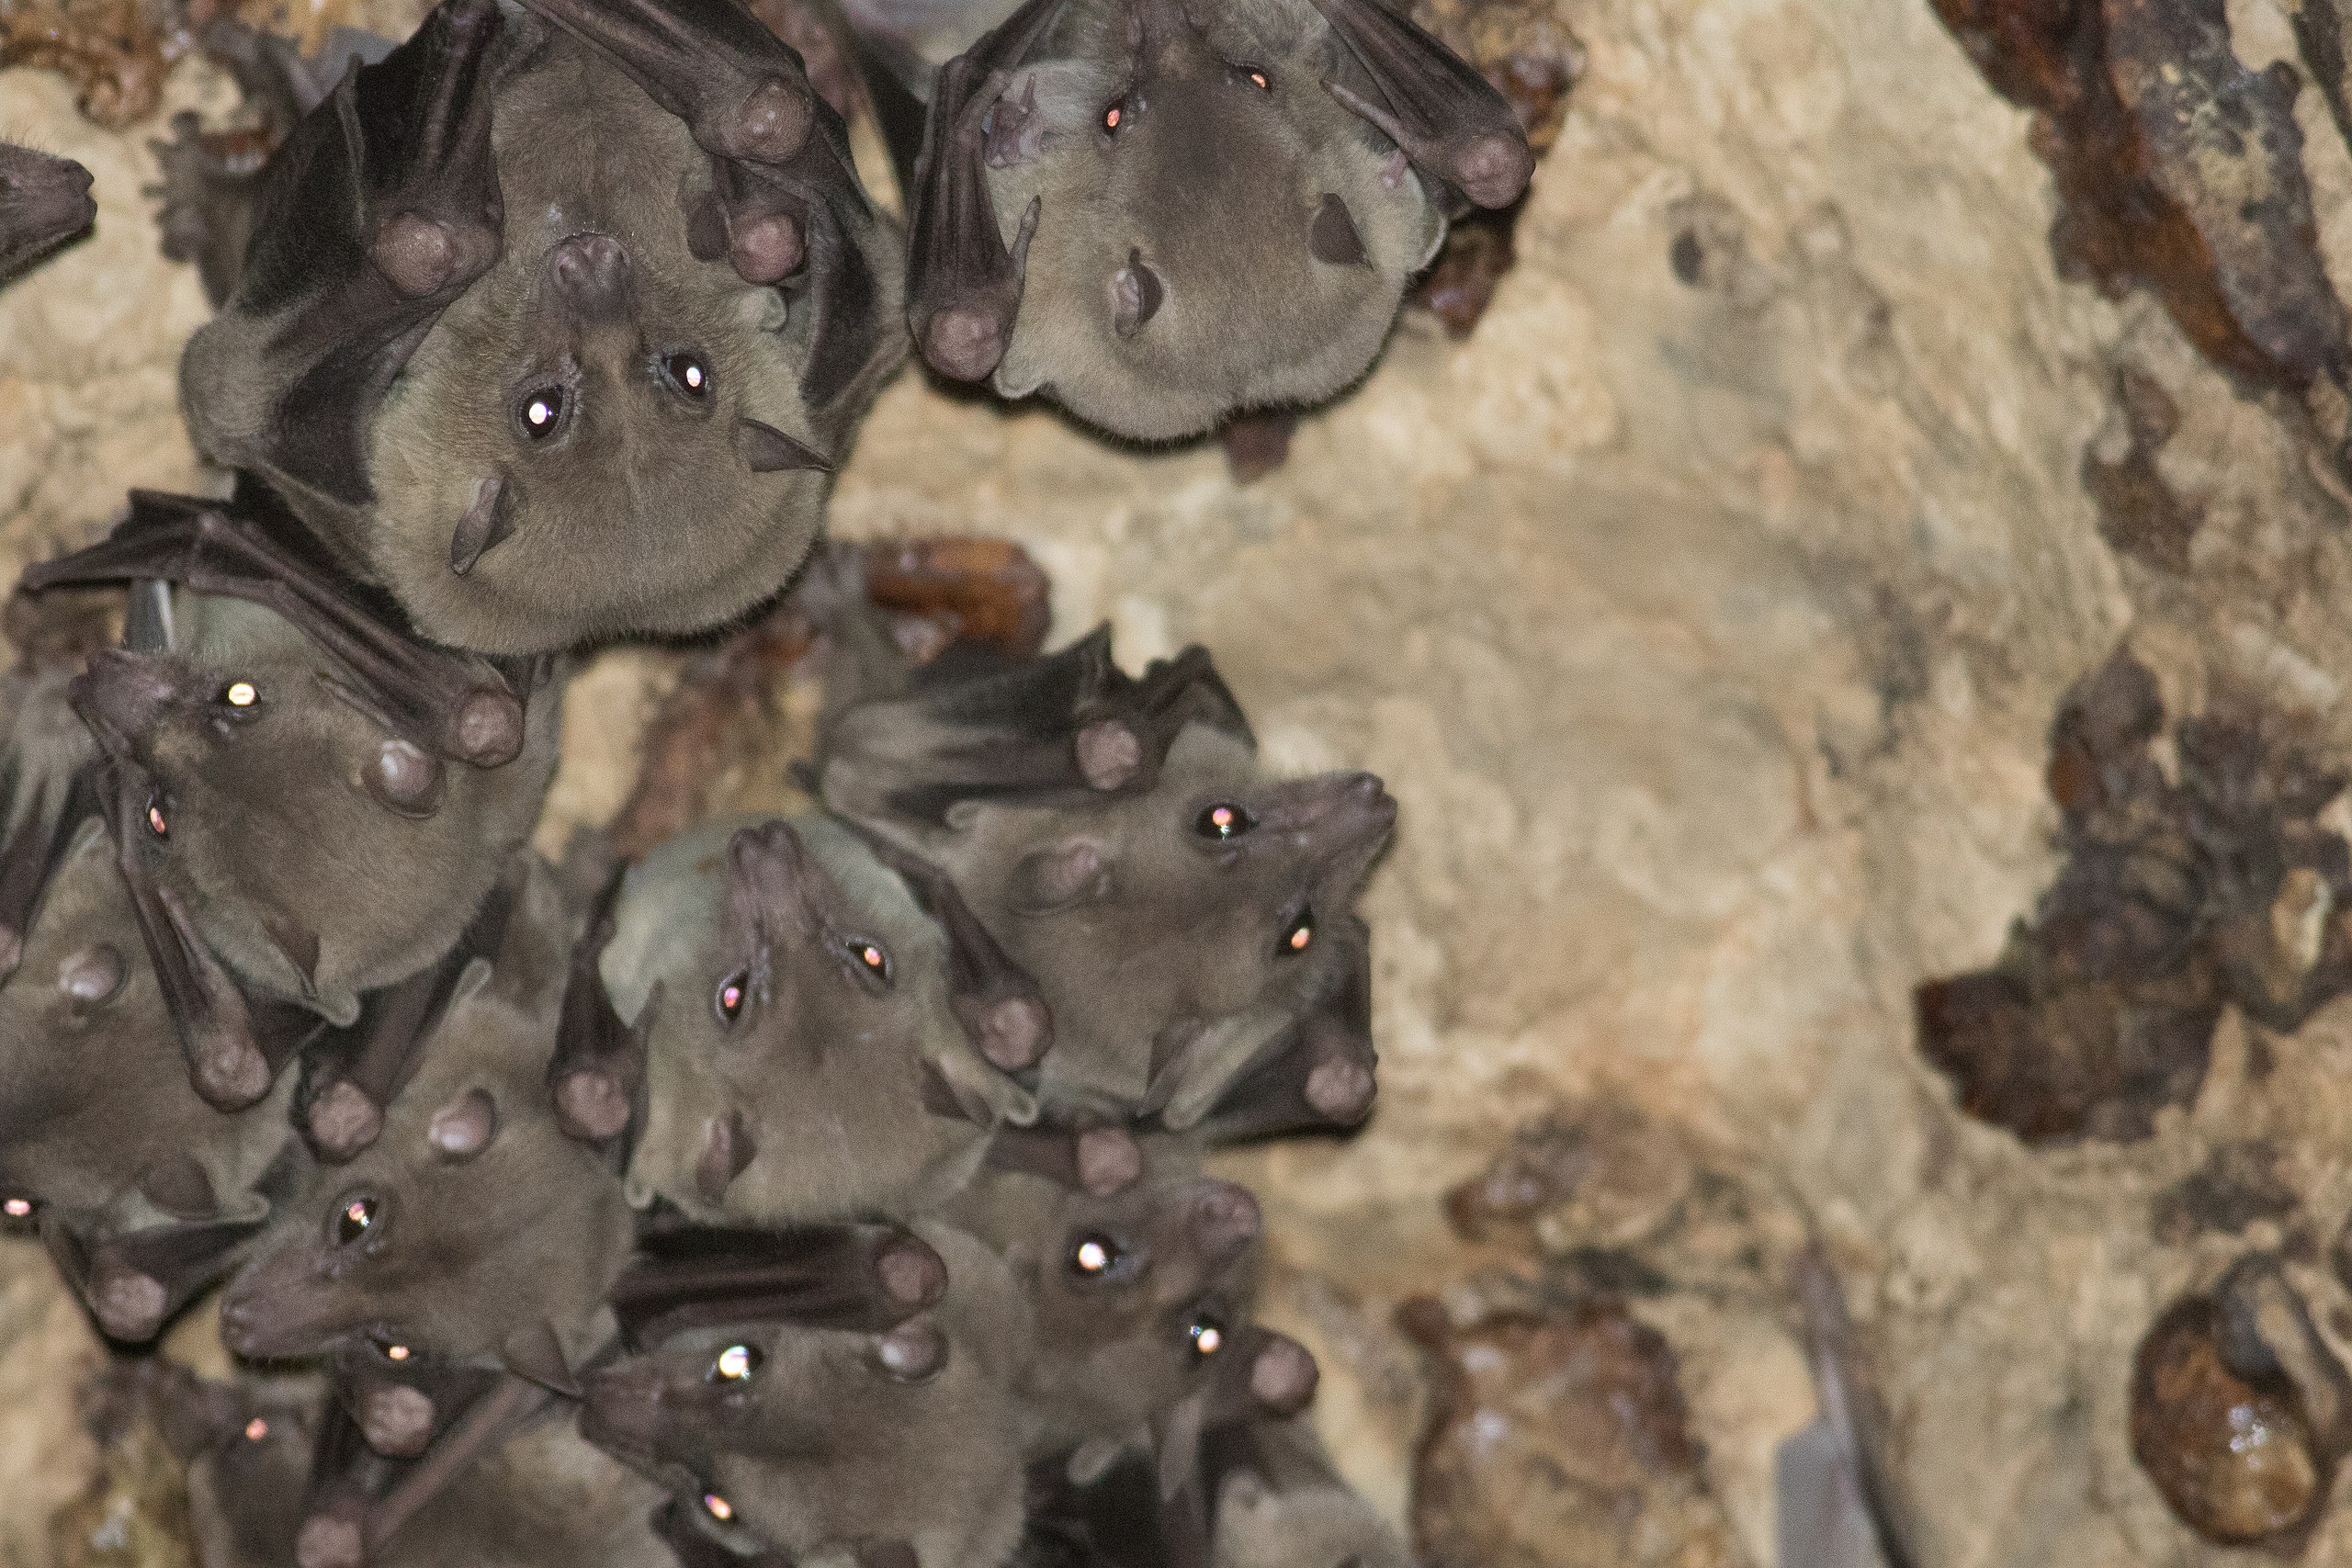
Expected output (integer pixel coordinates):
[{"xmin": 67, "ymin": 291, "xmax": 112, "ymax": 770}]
[
  {"xmin": 988, "ymin": 1, "xmax": 1442, "ymax": 440},
  {"xmin": 147, "ymin": 1366, "xmax": 325, "ymax": 1568},
  {"xmin": 365, "ymin": 36, "xmax": 893, "ymax": 654},
  {"xmin": 218, "ymin": 866, "xmax": 633, "ymax": 1373},
  {"xmin": 1210, "ymin": 1460, "xmax": 1408, "ymax": 1568},
  {"xmin": 581, "ymin": 1224, "xmax": 1029, "ymax": 1563},
  {"xmin": 606, "ymin": 815, "xmax": 1031, "ymax": 1224},
  {"xmin": 66, "ymin": 594, "xmax": 557, "ymax": 1024},
  {"xmin": 0, "ymin": 141, "xmax": 96, "ymax": 282}
]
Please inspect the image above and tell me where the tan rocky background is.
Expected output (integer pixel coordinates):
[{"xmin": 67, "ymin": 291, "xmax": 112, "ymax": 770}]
[{"xmin": 22, "ymin": 0, "xmax": 2352, "ymax": 1562}]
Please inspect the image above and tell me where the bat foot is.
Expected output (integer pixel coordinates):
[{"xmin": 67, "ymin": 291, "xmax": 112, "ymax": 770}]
[
  {"xmin": 553, "ymin": 1068, "xmax": 632, "ymax": 1143},
  {"xmin": 452, "ymin": 688, "xmax": 526, "ymax": 769},
  {"xmin": 1073, "ymin": 718, "xmax": 1142, "ymax": 790},
  {"xmin": 295, "ymin": 1510, "xmax": 366, "ymax": 1568},
  {"xmin": 192, "ymin": 1038, "xmax": 276, "ymax": 1113},
  {"xmin": 865, "ymin": 1320, "xmax": 946, "ymax": 1382},
  {"xmin": 714, "ymin": 78, "xmax": 813, "ymax": 165},
  {"xmin": 355, "ymin": 1381, "xmax": 436, "ymax": 1456},
  {"xmin": 973, "ymin": 995, "xmax": 1049, "ymax": 1071},
  {"xmin": 308, "ymin": 1080, "xmax": 386, "ymax": 1161},
  {"xmin": 1305, "ymin": 1057, "xmax": 1376, "ymax": 1124},
  {"xmin": 1075, "ymin": 1127, "xmax": 1143, "ymax": 1195},
  {"xmin": 1454, "ymin": 134, "xmax": 1535, "ymax": 210},
  {"xmin": 1249, "ymin": 1334, "xmax": 1317, "ymax": 1416},
  {"xmin": 90, "ymin": 1262, "xmax": 170, "ymax": 1342},
  {"xmin": 875, "ymin": 1235, "xmax": 948, "ymax": 1310},
  {"xmin": 921, "ymin": 307, "xmax": 1009, "ymax": 383}
]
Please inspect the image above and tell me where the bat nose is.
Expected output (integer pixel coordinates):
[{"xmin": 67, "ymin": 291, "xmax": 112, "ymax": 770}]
[{"xmin": 548, "ymin": 232, "xmax": 632, "ymax": 319}]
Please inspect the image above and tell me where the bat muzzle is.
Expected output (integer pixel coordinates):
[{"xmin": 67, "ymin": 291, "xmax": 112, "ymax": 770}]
[{"xmin": 548, "ymin": 231, "xmax": 635, "ymax": 322}]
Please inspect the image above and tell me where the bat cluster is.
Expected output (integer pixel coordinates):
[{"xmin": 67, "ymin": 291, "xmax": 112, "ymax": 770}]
[{"xmin": 0, "ymin": 0, "xmax": 1493, "ymax": 1556}]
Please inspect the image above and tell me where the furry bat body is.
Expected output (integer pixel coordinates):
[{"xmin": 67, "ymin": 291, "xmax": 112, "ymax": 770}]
[
  {"xmin": 0, "ymin": 813, "xmax": 301, "ymax": 1340},
  {"xmin": 818, "ymin": 626, "xmax": 1393, "ymax": 1127},
  {"xmin": 0, "ymin": 141, "xmax": 96, "ymax": 283},
  {"xmin": 1197, "ymin": 1417, "xmax": 1406, "ymax": 1568},
  {"xmin": 218, "ymin": 855, "xmax": 637, "ymax": 1393},
  {"xmin": 596, "ymin": 812, "xmax": 1036, "ymax": 1226},
  {"xmin": 584, "ymin": 1219, "xmax": 1030, "ymax": 1568},
  {"xmin": 179, "ymin": 0, "xmax": 905, "ymax": 655},
  {"xmin": 867, "ymin": 0, "xmax": 1532, "ymax": 440}
]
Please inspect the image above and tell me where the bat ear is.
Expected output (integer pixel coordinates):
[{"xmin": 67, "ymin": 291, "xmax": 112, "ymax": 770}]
[
  {"xmin": 427, "ymin": 1085, "xmax": 499, "ymax": 1161},
  {"xmin": 499, "ymin": 1318, "xmax": 582, "ymax": 1396},
  {"xmin": 1006, "ymin": 839, "xmax": 1109, "ymax": 914}
]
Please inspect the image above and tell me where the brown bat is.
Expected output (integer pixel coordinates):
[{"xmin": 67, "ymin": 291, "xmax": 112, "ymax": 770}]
[
  {"xmin": 866, "ymin": 0, "xmax": 1532, "ymax": 440},
  {"xmin": 818, "ymin": 626, "xmax": 1393, "ymax": 1126},
  {"xmin": 218, "ymin": 856, "xmax": 636, "ymax": 1392},
  {"xmin": 0, "ymin": 141, "xmax": 96, "ymax": 283},
  {"xmin": 594, "ymin": 812, "xmax": 1038, "ymax": 1227},
  {"xmin": 1196, "ymin": 1417, "xmax": 1406, "ymax": 1568},
  {"xmin": 177, "ymin": 0, "xmax": 904, "ymax": 656},
  {"xmin": 583, "ymin": 1220, "xmax": 1030, "ymax": 1568}
]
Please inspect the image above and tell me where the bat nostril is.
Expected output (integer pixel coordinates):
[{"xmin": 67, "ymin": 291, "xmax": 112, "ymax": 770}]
[{"xmin": 548, "ymin": 232, "xmax": 632, "ymax": 314}]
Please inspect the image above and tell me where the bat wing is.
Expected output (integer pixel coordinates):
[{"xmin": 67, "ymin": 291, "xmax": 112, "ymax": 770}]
[
  {"xmin": 1306, "ymin": 0, "xmax": 1534, "ymax": 210},
  {"xmin": 547, "ymin": 867, "xmax": 651, "ymax": 1158},
  {"xmin": 0, "ymin": 758, "xmax": 100, "ymax": 984},
  {"xmin": 24, "ymin": 488, "xmax": 527, "ymax": 767},
  {"xmin": 45, "ymin": 1205, "xmax": 274, "ymax": 1342},
  {"xmin": 901, "ymin": 0, "xmax": 1066, "ymax": 380},
  {"xmin": 1176, "ymin": 932, "xmax": 1375, "ymax": 1145},
  {"xmin": 612, "ymin": 1221, "xmax": 946, "ymax": 1347},
  {"xmin": 223, "ymin": 0, "xmax": 508, "ymax": 507}
]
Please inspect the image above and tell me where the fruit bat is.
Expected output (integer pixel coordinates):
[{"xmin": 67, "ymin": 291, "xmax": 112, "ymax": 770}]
[
  {"xmin": 0, "ymin": 141, "xmax": 96, "ymax": 283},
  {"xmin": 26, "ymin": 492, "xmax": 561, "ymax": 1081},
  {"xmin": 818, "ymin": 626, "xmax": 1394, "ymax": 1126},
  {"xmin": 177, "ymin": 0, "xmax": 906, "ymax": 656},
  {"xmin": 0, "ymin": 810, "xmax": 304, "ymax": 1342},
  {"xmin": 872, "ymin": 0, "xmax": 1533, "ymax": 440},
  {"xmin": 594, "ymin": 811, "xmax": 1038, "ymax": 1226},
  {"xmin": 218, "ymin": 855, "xmax": 637, "ymax": 1392},
  {"xmin": 946, "ymin": 1149, "xmax": 1316, "ymax": 1465},
  {"xmin": 1195, "ymin": 1417, "xmax": 1406, "ymax": 1568}
]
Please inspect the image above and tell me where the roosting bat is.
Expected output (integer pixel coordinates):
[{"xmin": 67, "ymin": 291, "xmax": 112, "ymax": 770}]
[
  {"xmin": 0, "ymin": 141, "xmax": 96, "ymax": 284},
  {"xmin": 948, "ymin": 1148, "xmax": 1316, "ymax": 1465},
  {"xmin": 1195, "ymin": 1417, "xmax": 1406, "ymax": 1568},
  {"xmin": 818, "ymin": 626, "xmax": 1394, "ymax": 1126},
  {"xmin": 866, "ymin": 0, "xmax": 1533, "ymax": 440},
  {"xmin": 0, "ymin": 814, "xmax": 302, "ymax": 1341},
  {"xmin": 26, "ymin": 492, "xmax": 561, "ymax": 1047},
  {"xmin": 217, "ymin": 856, "xmax": 638, "ymax": 1393},
  {"xmin": 177, "ymin": 0, "xmax": 905, "ymax": 655},
  {"xmin": 584, "ymin": 1220, "xmax": 1031, "ymax": 1568},
  {"xmin": 594, "ymin": 812, "xmax": 1038, "ymax": 1225}
]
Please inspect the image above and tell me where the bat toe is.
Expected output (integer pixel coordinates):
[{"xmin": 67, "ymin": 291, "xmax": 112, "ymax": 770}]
[{"xmin": 193, "ymin": 1038, "xmax": 275, "ymax": 1113}]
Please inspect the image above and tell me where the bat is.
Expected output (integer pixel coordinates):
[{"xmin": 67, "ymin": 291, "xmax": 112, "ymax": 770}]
[
  {"xmin": 946, "ymin": 1147, "xmax": 1315, "ymax": 1466},
  {"xmin": 0, "ymin": 141, "xmax": 96, "ymax": 284},
  {"xmin": 873, "ymin": 0, "xmax": 1533, "ymax": 440},
  {"xmin": 818, "ymin": 626, "xmax": 1394, "ymax": 1126},
  {"xmin": 1195, "ymin": 1417, "xmax": 1406, "ymax": 1568},
  {"xmin": 217, "ymin": 854, "xmax": 638, "ymax": 1393},
  {"xmin": 0, "ymin": 810, "xmax": 304, "ymax": 1342},
  {"xmin": 582, "ymin": 1219, "xmax": 1031, "ymax": 1568},
  {"xmin": 594, "ymin": 811, "xmax": 1038, "ymax": 1226},
  {"xmin": 177, "ymin": 0, "xmax": 906, "ymax": 657},
  {"xmin": 27, "ymin": 491, "xmax": 561, "ymax": 1067}
]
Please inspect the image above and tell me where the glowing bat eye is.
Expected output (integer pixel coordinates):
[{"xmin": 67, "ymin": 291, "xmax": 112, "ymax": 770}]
[
  {"xmin": 712, "ymin": 1343, "xmax": 763, "ymax": 1382},
  {"xmin": 1102, "ymin": 99, "xmax": 1125, "ymax": 131},
  {"xmin": 2, "ymin": 1198, "xmax": 30, "ymax": 1219},
  {"xmin": 1188, "ymin": 1314, "xmax": 1226, "ymax": 1359},
  {"xmin": 1280, "ymin": 908, "xmax": 1314, "ymax": 954},
  {"xmin": 1247, "ymin": 69, "xmax": 1269, "ymax": 89},
  {"xmin": 1069, "ymin": 1232, "xmax": 1122, "ymax": 1279},
  {"xmin": 373, "ymin": 1337, "xmax": 412, "ymax": 1363},
  {"xmin": 715, "ymin": 971, "xmax": 748, "ymax": 1022},
  {"xmin": 243, "ymin": 1418, "xmax": 269, "ymax": 1442},
  {"xmin": 144, "ymin": 796, "xmax": 168, "ymax": 839},
  {"xmin": 703, "ymin": 1495, "xmax": 733, "ymax": 1522},
  {"xmin": 335, "ymin": 1196, "xmax": 377, "ymax": 1246},
  {"xmin": 222, "ymin": 681, "xmax": 257, "ymax": 707},
  {"xmin": 1195, "ymin": 802, "xmax": 1256, "ymax": 840},
  {"xmin": 845, "ymin": 939, "xmax": 892, "ymax": 986},
  {"xmin": 519, "ymin": 387, "xmax": 566, "ymax": 439},
  {"xmin": 663, "ymin": 352, "xmax": 709, "ymax": 400}
]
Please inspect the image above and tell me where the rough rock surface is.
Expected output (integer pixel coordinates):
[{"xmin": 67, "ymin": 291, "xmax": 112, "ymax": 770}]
[{"xmin": 28, "ymin": 0, "xmax": 2352, "ymax": 1562}]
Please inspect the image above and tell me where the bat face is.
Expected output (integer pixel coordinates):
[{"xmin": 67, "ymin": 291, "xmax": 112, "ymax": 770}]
[
  {"xmin": 163, "ymin": 1371, "xmax": 328, "ymax": 1568},
  {"xmin": 358, "ymin": 28, "xmax": 888, "ymax": 655},
  {"xmin": 582, "ymin": 1224, "xmax": 1030, "ymax": 1566},
  {"xmin": 0, "ymin": 819, "xmax": 289, "ymax": 1221},
  {"xmin": 1204, "ymin": 1422, "xmax": 1408, "ymax": 1568},
  {"xmin": 988, "ymin": 1, "xmax": 1442, "ymax": 439},
  {"xmin": 605, "ymin": 815, "xmax": 1028, "ymax": 1224},
  {"xmin": 0, "ymin": 141, "xmax": 96, "ymax": 282},
  {"xmin": 69, "ymin": 594, "xmax": 560, "ymax": 1025},
  {"xmin": 219, "ymin": 862, "xmax": 633, "ymax": 1371},
  {"xmin": 945, "ymin": 728, "xmax": 1394, "ymax": 1117}
]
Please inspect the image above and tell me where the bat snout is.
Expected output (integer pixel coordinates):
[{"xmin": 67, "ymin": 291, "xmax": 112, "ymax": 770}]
[
  {"xmin": 579, "ymin": 1361, "xmax": 670, "ymax": 1462},
  {"xmin": 68, "ymin": 650, "xmax": 183, "ymax": 761},
  {"xmin": 548, "ymin": 231, "xmax": 633, "ymax": 321}
]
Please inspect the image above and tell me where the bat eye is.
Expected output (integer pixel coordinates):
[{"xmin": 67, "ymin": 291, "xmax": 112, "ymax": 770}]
[
  {"xmin": 702, "ymin": 1494, "xmax": 734, "ymax": 1523},
  {"xmin": 661, "ymin": 351, "xmax": 711, "ymax": 400},
  {"xmin": 334, "ymin": 1194, "xmax": 379, "ymax": 1247},
  {"xmin": 1069, "ymin": 1231, "xmax": 1133, "ymax": 1281},
  {"xmin": 517, "ymin": 386, "xmax": 567, "ymax": 440},
  {"xmin": 243, "ymin": 1417, "xmax": 269, "ymax": 1442},
  {"xmin": 841, "ymin": 936, "xmax": 893, "ymax": 989},
  {"xmin": 1102, "ymin": 96, "xmax": 1129, "ymax": 133},
  {"xmin": 1187, "ymin": 1313, "xmax": 1227, "ymax": 1359},
  {"xmin": 220, "ymin": 680, "xmax": 258, "ymax": 709},
  {"xmin": 1278, "ymin": 907, "xmax": 1314, "ymax": 956},
  {"xmin": 1240, "ymin": 66, "xmax": 1270, "ymax": 90},
  {"xmin": 714, "ymin": 970, "xmax": 749, "ymax": 1024},
  {"xmin": 1195, "ymin": 803, "xmax": 1256, "ymax": 841},
  {"xmin": 373, "ymin": 1336, "xmax": 412, "ymax": 1363},
  {"xmin": 144, "ymin": 794, "xmax": 168, "ymax": 840},
  {"xmin": 711, "ymin": 1343, "xmax": 763, "ymax": 1382},
  {"xmin": 2, "ymin": 1197, "xmax": 34, "ymax": 1220}
]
